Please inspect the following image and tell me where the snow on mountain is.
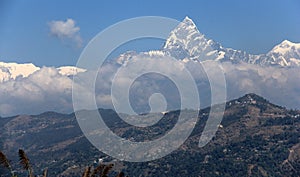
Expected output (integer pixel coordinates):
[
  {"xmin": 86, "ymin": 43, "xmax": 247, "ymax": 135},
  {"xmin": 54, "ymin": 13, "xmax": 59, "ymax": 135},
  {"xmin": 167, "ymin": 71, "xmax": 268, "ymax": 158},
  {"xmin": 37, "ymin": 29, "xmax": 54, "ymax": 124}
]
[
  {"xmin": 116, "ymin": 51, "xmax": 137, "ymax": 65},
  {"xmin": 0, "ymin": 62, "xmax": 40, "ymax": 82},
  {"xmin": 116, "ymin": 16, "xmax": 300, "ymax": 67},
  {"xmin": 1, "ymin": 17, "xmax": 300, "ymax": 84},
  {"xmin": 162, "ymin": 16, "xmax": 300, "ymax": 66},
  {"xmin": 163, "ymin": 16, "xmax": 220, "ymax": 61},
  {"xmin": 57, "ymin": 66, "xmax": 86, "ymax": 76},
  {"xmin": 267, "ymin": 40, "xmax": 300, "ymax": 66},
  {"xmin": 0, "ymin": 62, "xmax": 86, "ymax": 83}
]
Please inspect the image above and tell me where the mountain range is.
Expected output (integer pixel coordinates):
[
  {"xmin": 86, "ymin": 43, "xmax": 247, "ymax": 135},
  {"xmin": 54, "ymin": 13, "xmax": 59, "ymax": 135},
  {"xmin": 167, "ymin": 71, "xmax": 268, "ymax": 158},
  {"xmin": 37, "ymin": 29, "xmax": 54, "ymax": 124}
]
[
  {"xmin": 0, "ymin": 62, "xmax": 85, "ymax": 83},
  {"xmin": 117, "ymin": 16, "xmax": 300, "ymax": 67},
  {"xmin": 0, "ymin": 94, "xmax": 299, "ymax": 176},
  {"xmin": 1, "ymin": 17, "xmax": 300, "ymax": 83}
]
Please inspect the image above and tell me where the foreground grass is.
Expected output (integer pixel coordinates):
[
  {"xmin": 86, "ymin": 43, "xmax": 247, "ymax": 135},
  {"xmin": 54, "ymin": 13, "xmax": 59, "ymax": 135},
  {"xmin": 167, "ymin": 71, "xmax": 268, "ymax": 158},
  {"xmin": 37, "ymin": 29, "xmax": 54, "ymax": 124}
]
[{"xmin": 0, "ymin": 150, "xmax": 127, "ymax": 177}]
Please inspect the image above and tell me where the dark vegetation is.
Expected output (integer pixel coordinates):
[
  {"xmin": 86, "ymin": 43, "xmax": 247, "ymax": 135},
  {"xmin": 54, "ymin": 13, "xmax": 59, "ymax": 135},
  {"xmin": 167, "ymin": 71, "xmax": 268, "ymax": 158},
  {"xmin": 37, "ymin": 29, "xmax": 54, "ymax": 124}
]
[{"xmin": 0, "ymin": 93, "xmax": 299, "ymax": 176}]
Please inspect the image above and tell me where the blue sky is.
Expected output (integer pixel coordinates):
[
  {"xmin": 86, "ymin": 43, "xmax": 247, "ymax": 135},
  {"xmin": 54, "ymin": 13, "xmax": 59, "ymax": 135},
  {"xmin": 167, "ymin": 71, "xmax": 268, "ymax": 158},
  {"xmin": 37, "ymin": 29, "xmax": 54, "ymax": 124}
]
[{"xmin": 0, "ymin": 0, "xmax": 300, "ymax": 67}]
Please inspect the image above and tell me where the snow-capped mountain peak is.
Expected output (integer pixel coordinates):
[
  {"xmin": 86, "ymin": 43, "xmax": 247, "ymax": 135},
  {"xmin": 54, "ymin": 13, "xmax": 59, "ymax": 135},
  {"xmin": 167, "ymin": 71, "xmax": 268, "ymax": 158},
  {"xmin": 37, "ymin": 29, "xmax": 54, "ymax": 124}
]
[
  {"xmin": 268, "ymin": 40, "xmax": 300, "ymax": 56},
  {"xmin": 267, "ymin": 40, "xmax": 300, "ymax": 66},
  {"xmin": 281, "ymin": 39, "xmax": 295, "ymax": 45},
  {"xmin": 113, "ymin": 17, "xmax": 300, "ymax": 67},
  {"xmin": 0, "ymin": 62, "xmax": 86, "ymax": 83},
  {"xmin": 0, "ymin": 62, "xmax": 40, "ymax": 82},
  {"xmin": 163, "ymin": 16, "xmax": 219, "ymax": 61},
  {"xmin": 182, "ymin": 16, "xmax": 197, "ymax": 29}
]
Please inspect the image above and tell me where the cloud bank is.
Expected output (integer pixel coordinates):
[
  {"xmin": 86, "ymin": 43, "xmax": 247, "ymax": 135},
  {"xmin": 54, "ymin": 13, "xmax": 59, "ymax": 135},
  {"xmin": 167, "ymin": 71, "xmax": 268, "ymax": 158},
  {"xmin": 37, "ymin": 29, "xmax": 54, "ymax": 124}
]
[
  {"xmin": 48, "ymin": 18, "xmax": 83, "ymax": 47},
  {"xmin": 0, "ymin": 59, "xmax": 300, "ymax": 117},
  {"xmin": 0, "ymin": 67, "xmax": 74, "ymax": 116}
]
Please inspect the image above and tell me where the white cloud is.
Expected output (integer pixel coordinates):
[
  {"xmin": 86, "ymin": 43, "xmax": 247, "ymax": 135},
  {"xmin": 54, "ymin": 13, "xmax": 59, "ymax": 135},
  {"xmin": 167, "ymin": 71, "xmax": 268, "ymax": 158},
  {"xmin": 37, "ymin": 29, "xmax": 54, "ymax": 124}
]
[
  {"xmin": 48, "ymin": 18, "xmax": 83, "ymax": 47},
  {"xmin": 0, "ymin": 67, "xmax": 75, "ymax": 116},
  {"xmin": 1, "ymin": 57, "xmax": 300, "ymax": 117},
  {"xmin": 221, "ymin": 62, "xmax": 300, "ymax": 108},
  {"xmin": 97, "ymin": 57, "xmax": 300, "ymax": 112}
]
